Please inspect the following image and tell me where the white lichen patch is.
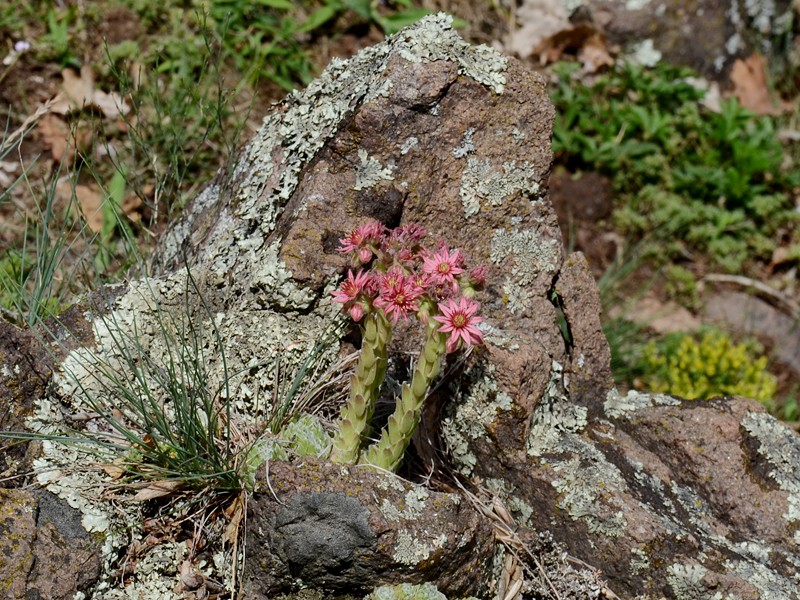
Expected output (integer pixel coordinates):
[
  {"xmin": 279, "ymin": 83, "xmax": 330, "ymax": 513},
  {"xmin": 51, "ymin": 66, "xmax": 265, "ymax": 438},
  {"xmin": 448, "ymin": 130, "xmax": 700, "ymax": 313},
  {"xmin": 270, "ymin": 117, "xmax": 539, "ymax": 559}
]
[
  {"xmin": 441, "ymin": 363, "xmax": 513, "ymax": 476},
  {"xmin": 741, "ymin": 411, "xmax": 800, "ymax": 525},
  {"xmin": 724, "ymin": 558, "xmax": 800, "ymax": 599},
  {"xmin": 249, "ymin": 239, "xmax": 317, "ymax": 309},
  {"xmin": 399, "ymin": 136, "xmax": 419, "ymax": 155},
  {"xmin": 380, "ymin": 486, "xmax": 430, "ymax": 522},
  {"xmin": 459, "ymin": 158, "xmax": 541, "ymax": 218},
  {"xmin": 629, "ymin": 547, "xmax": 650, "ymax": 575},
  {"xmin": 527, "ymin": 361, "xmax": 587, "ymax": 457},
  {"xmin": 354, "ymin": 149, "xmax": 395, "ymax": 190},
  {"xmin": 666, "ymin": 562, "xmax": 708, "ymax": 598},
  {"xmin": 604, "ymin": 388, "xmax": 681, "ymax": 419},
  {"xmin": 485, "ymin": 478, "xmax": 534, "ymax": 527},
  {"xmin": 368, "ymin": 582, "xmax": 447, "ymax": 600},
  {"xmin": 489, "ymin": 227, "xmax": 558, "ymax": 313},
  {"xmin": 394, "ymin": 14, "xmax": 507, "ymax": 93},
  {"xmin": 393, "ymin": 530, "xmax": 447, "ymax": 565},
  {"xmin": 627, "ymin": 39, "xmax": 662, "ymax": 67},
  {"xmin": 158, "ymin": 182, "xmax": 220, "ymax": 265},
  {"xmin": 548, "ymin": 436, "xmax": 628, "ymax": 537},
  {"xmin": 452, "ymin": 127, "xmax": 476, "ymax": 158},
  {"xmin": 736, "ymin": 541, "xmax": 772, "ymax": 563},
  {"xmin": 99, "ymin": 542, "xmax": 189, "ymax": 600}
]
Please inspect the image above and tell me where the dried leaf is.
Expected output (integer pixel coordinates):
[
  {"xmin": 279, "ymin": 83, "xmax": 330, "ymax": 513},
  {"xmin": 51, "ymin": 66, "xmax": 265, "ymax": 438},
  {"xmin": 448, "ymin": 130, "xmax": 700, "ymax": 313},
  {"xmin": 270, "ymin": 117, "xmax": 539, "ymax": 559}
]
[
  {"xmin": 223, "ymin": 492, "xmax": 245, "ymax": 546},
  {"xmin": 38, "ymin": 114, "xmax": 70, "ymax": 162},
  {"xmin": 102, "ymin": 461, "xmax": 126, "ymax": 480},
  {"xmin": 729, "ymin": 54, "xmax": 790, "ymax": 115},
  {"xmin": 75, "ymin": 184, "xmax": 104, "ymax": 233},
  {"xmin": 576, "ymin": 32, "xmax": 615, "ymax": 73},
  {"xmin": 131, "ymin": 480, "xmax": 183, "ymax": 501},
  {"xmin": 121, "ymin": 193, "xmax": 143, "ymax": 223},
  {"xmin": 506, "ymin": 0, "xmax": 571, "ymax": 60},
  {"xmin": 61, "ymin": 66, "xmax": 94, "ymax": 111},
  {"xmin": 179, "ymin": 560, "xmax": 205, "ymax": 590},
  {"xmin": 51, "ymin": 65, "xmax": 130, "ymax": 118}
]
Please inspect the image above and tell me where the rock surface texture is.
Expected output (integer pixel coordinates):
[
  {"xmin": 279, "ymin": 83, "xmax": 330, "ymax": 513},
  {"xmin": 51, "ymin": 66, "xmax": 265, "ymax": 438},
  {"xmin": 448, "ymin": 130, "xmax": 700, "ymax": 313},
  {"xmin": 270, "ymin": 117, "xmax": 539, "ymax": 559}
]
[
  {"xmin": 1, "ymin": 13, "xmax": 800, "ymax": 599},
  {"xmin": 567, "ymin": 0, "xmax": 793, "ymax": 78}
]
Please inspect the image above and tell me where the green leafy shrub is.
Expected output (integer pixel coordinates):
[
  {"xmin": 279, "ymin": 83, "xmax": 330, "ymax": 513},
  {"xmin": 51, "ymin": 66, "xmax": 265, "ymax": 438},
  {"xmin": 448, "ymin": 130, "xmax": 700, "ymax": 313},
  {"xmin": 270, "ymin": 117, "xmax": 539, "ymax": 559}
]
[
  {"xmin": 550, "ymin": 62, "xmax": 800, "ymax": 271},
  {"xmin": 641, "ymin": 328, "xmax": 777, "ymax": 402}
]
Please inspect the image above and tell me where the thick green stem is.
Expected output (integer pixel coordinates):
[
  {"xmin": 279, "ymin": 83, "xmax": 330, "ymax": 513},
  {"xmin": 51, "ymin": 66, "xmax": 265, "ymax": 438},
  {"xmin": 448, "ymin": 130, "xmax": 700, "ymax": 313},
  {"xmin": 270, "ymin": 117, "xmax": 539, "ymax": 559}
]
[
  {"xmin": 361, "ymin": 321, "xmax": 446, "ymax": 471},
  {"xmin": 330, "ymin": 311, "xmax": 391, "ymax": 463}
]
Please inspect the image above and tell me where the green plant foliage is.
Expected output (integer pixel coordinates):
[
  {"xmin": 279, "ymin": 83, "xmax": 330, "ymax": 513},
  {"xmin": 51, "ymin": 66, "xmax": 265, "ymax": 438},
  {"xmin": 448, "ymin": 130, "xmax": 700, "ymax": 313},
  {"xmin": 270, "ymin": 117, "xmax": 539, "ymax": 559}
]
[
  {"xmin": 663, "ymin": 264, "xmax": 698, "ymax": 310},
  {"xmin": 550, "ymin": 61, "xmax": 800, "ymax": 271},
  {"xmin": 641, "ymin": 328, "xmax": 777, "ymax": 402}
]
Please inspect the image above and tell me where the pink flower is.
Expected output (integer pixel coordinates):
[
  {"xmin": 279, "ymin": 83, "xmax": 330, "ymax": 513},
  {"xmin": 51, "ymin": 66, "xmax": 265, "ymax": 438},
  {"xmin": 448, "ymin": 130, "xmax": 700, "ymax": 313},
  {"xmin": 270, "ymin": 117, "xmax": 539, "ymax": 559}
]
[
  {"xmin": 338, "ymin": 220, "xmax": 385, "ymax": 264},
  {"xmin": 468, "ymin": 265, "xmax": 487, "ymax": 287},
  {"xmin": 332, "ymin": 270, "xmax": 372, "ymax": 321},
  {"xmin": 422, "ymin": 247, "xmax": 465, "ymax": 291},
  {"xmin": 375, "ymin": 276, "xmax": 423, "ymax": 323},
  {"xmin": 348, "ymin": 303, "xmax": 366, "ymax": 321},
  {"xmin": 392, "ymin": 223, "xmax": 427, "ymax": 244},
  {"xmin": 378, "ymin": 266, "xmax": 407, "ymax": 294},
  {"xmin": 433, "ymin": 297, "xmax": 484, "ymax": 353},
  {"xmin": 332, "ymin": 269, "xmax": 371, "ymax": 303}
]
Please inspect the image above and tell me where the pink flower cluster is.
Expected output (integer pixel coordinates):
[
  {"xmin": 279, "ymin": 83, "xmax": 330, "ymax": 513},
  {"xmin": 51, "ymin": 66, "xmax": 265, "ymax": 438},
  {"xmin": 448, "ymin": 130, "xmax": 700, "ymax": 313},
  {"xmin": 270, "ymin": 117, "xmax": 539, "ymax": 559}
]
[{"xmin": 333, "ymin": 220, "xmax": 486, "ymax": 353}]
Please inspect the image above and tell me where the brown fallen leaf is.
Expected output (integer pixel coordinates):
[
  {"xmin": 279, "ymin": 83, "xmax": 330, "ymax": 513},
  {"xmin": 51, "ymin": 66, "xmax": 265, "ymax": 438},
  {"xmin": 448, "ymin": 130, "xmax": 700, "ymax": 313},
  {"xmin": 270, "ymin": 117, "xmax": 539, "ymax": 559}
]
[
  {"xmin": 38, "ymin": 114, "xmax": 70, "ymax": 162},
  {"xmin": 131, "ymin": 479, "xmax": 183, "ymax": 501},
  {"xmin": 223, "ymin": 491, "xmax": 245, "ymax": 546},
  {"xmin": 51, "ymin": 65, "xmax": 130, "ymax": 118},
  {"xmin": 537, "ymin": 24, "xmax": 615, "ymax": 72},
  {"xmin": 506, "ymin": 0, "xmax": 571, "ymax": 60},
  {"xmin": 102, "ymin": 461, "xmax": 127, "ymax": 480},
  {"xmin": 77, "ymin": 183, "xmax": 104, "ymax": 232},
  {"xmin": 55, "ymin": 180, "xmax": 104, "ymax": 232},
  {"xmin": 577, "ymin": 31, "xmax": 615, "ymax": 74},
  {"xmin": 121, "ymin": 193, "xmax": 143, "ymax": 223},
  {"xmin": 729, "ymin": 53, "xmax": 790, "ymax": 115}
]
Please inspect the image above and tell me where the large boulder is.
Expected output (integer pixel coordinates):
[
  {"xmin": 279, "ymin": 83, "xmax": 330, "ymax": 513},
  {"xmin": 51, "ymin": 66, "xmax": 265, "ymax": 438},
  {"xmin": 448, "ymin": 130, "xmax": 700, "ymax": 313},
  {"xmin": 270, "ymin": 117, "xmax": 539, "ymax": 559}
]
[{"xmin": 1, "ymin": 12, "xmax": 799, "ymax": 598}]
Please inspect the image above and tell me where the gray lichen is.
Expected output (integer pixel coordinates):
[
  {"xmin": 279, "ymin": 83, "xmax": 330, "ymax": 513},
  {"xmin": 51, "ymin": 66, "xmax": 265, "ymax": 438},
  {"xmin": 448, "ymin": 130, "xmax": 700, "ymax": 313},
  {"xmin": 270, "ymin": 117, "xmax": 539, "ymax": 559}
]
[
  {"xmin": 459, "ymin": 159, "xmax": 541, "ymax": 218},
  {"xmin": 665, "ymin": 562, "xmax": 708, "ymax": 599},
  {"xmin": 368, "ymin": 583, "xmax": 447, "ymax": 600},
  {"xmin": 526, "ymin": 361, "xmax": 586, "ymax": 457},
  {"xmin": 452, "ymin": 127, "xmax": 476, "ymax": 158},
  {"xmin": 441, "ymin": 363, "xmax": 514, "ymax": 476},
  {"xmin": 603, "ymin": 387, "xmax": 681, "ymax": 419},
  {"xmin": 724, "ymin": 558, "xmax": 800, "ymax": 599},
  {"xmin": 250, "ymin": 240, "xmax": 318, "ymax": 309},
  {"xmin": 488, "ymin": 227, "xmax": 558, "ymax": 313},
  {"xmin": 741, "ymin": 411, "xmax": 800, "ymax": 525},
  {"xmin": 393, "ymin": 530, "xmax": 447, "ymax": 566},
  {"xmin": 380, "ymin": 487, "xmax": 430, "ymax": 522},
  {"xmin": 548, "ymin": 438, "xmax": 628, "ymax": 537},
  {"xmin": 354, "ymin": 149, "xmax": 395, "ymax": 190},
  {"xmin": 399, "ymin": 137, "xmax": 419, "ymax": 155}
]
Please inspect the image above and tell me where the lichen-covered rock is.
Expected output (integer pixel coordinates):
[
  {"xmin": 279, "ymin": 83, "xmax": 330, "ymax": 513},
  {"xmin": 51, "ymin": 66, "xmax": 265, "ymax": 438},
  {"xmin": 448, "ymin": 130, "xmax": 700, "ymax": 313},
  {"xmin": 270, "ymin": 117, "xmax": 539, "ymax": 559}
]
[
  {"xmin": 244, "ymin": 460, "xmax": 494, "ymax": 597},
  {"xmin": 0, "ymin": 489, "xmax": 101, "ymax": 598},
  {"xmin": 5, "ymin": 10, "xmax": 800, "ymax": 599}
]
